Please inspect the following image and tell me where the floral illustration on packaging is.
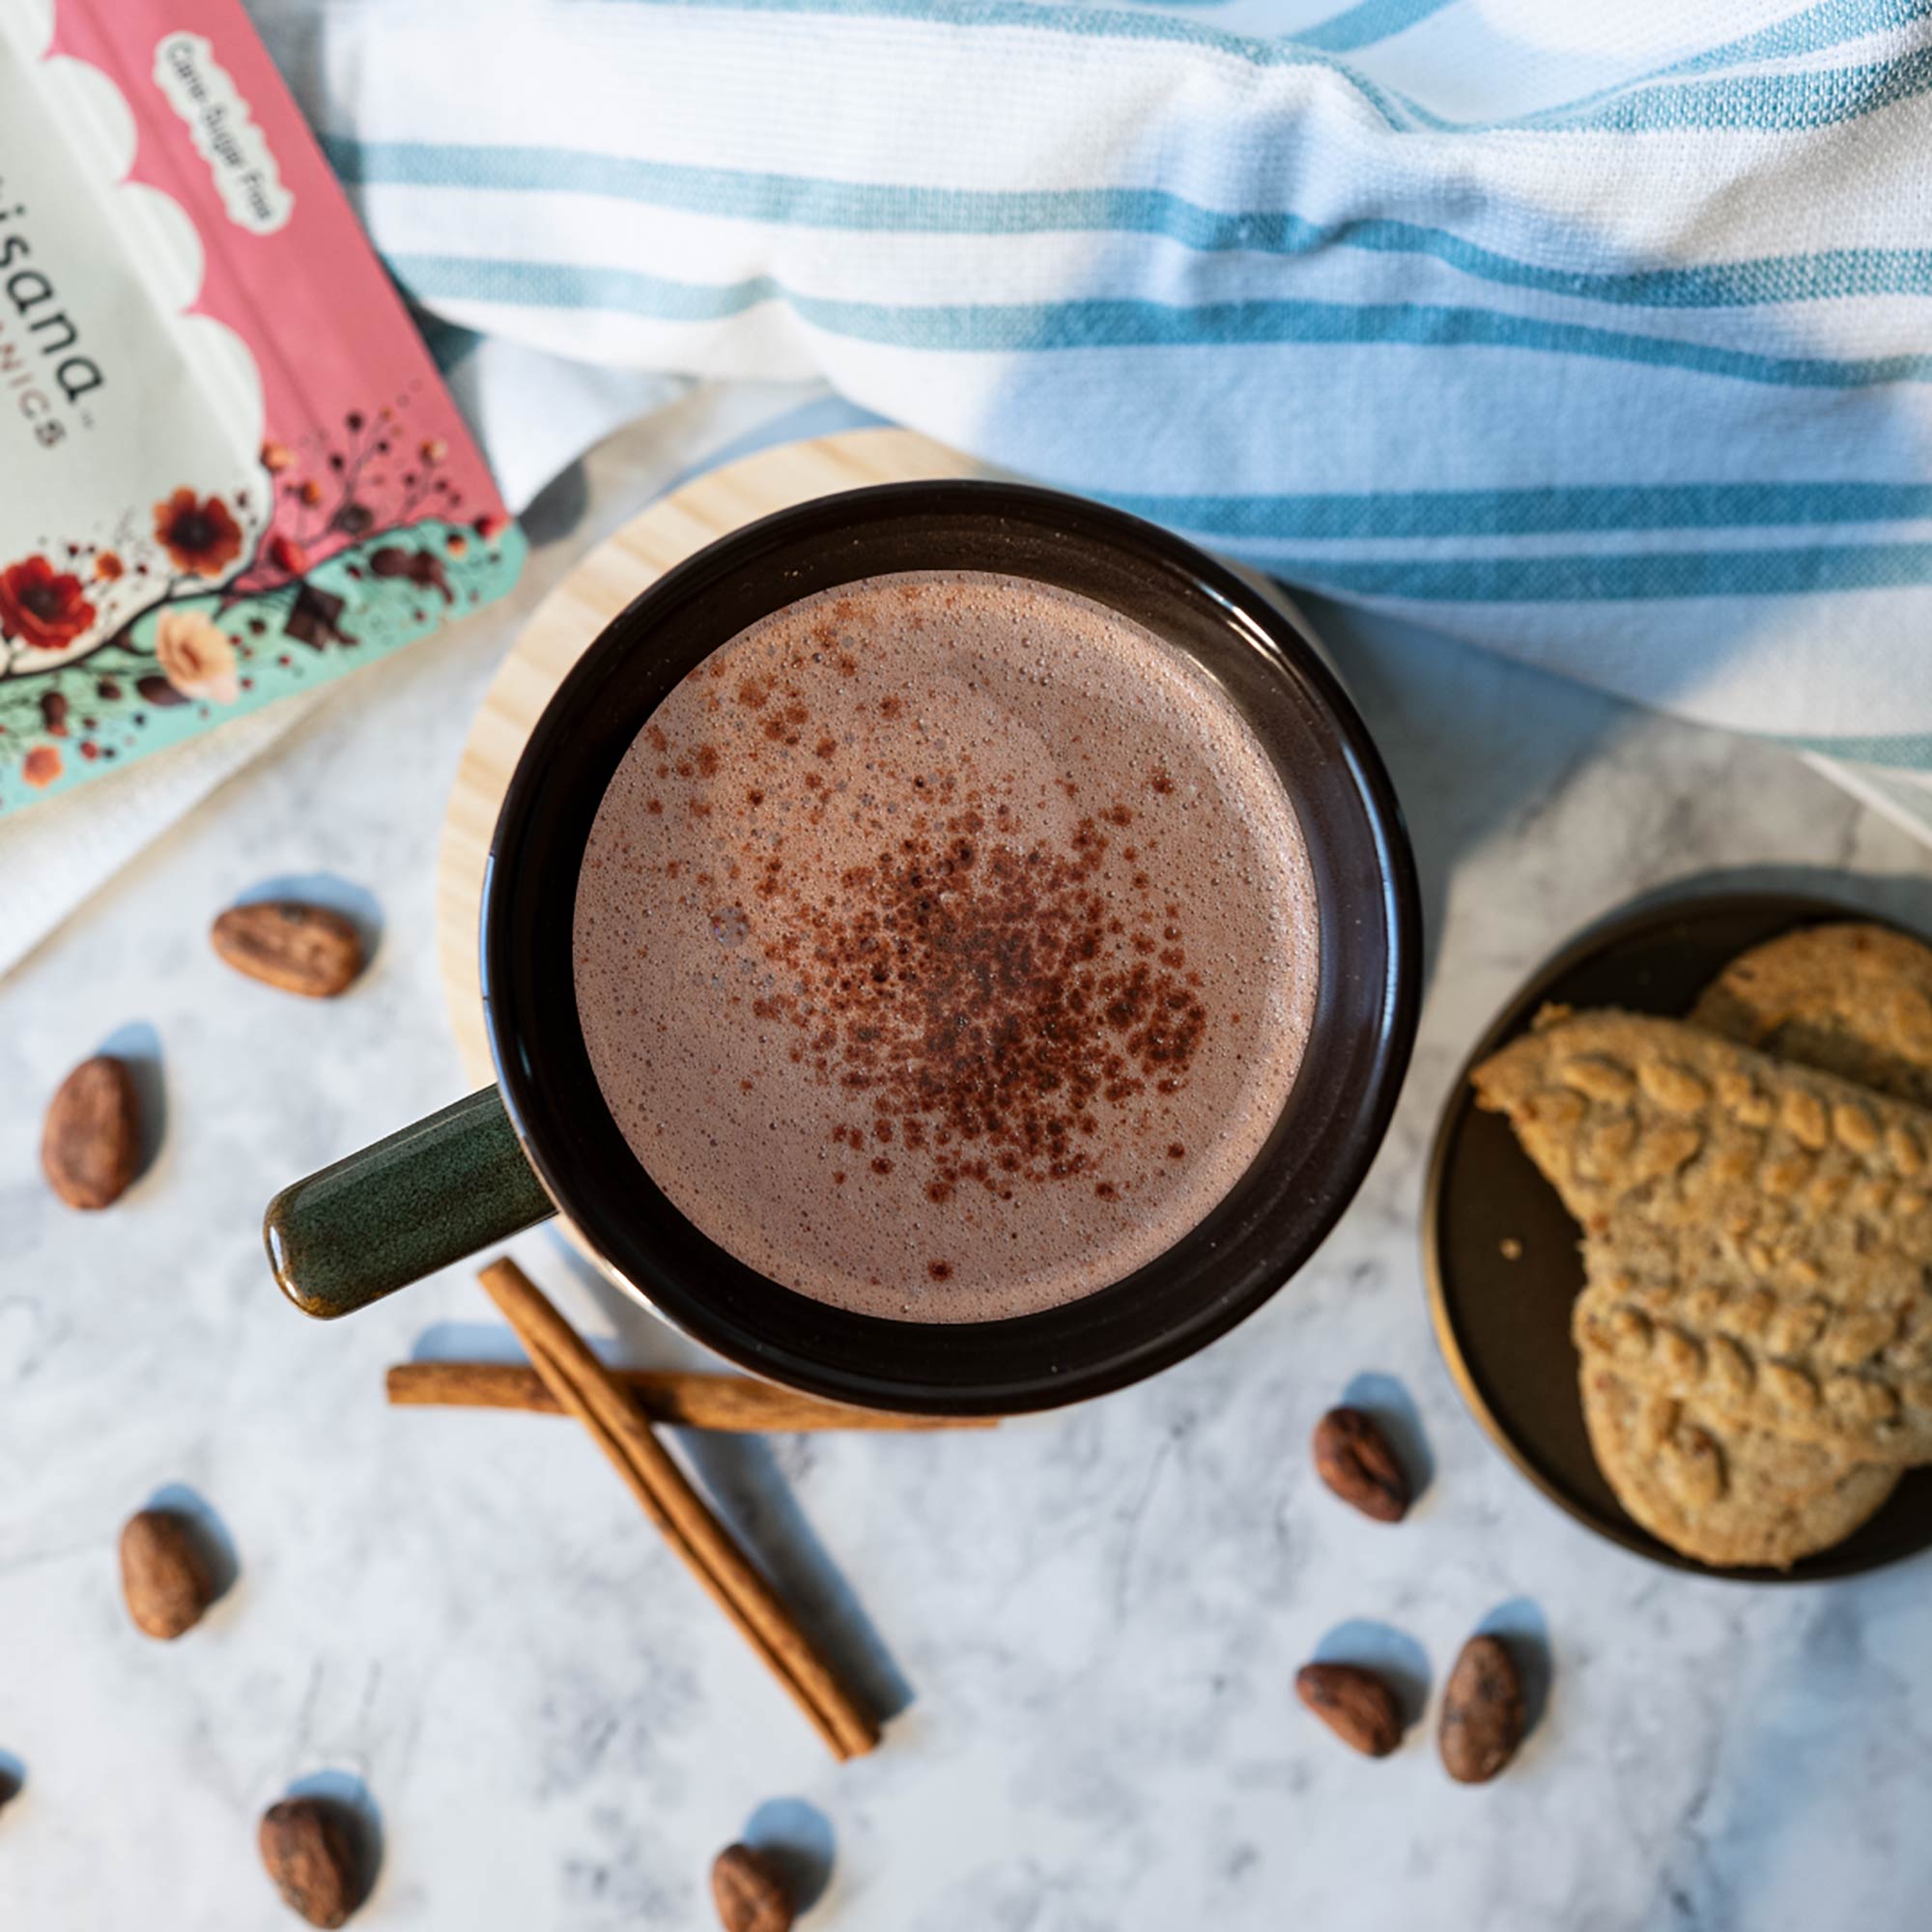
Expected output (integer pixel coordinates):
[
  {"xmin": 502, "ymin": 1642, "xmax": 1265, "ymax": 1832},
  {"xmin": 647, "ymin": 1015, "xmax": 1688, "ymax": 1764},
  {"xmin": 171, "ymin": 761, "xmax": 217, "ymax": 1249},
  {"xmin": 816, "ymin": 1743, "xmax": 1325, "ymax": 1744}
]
[
  {"xmin": 0, "ymin": 401, "xmax": 520, "ymax": 797},
  {"xmin": 0, "ymin": 0, "xmax": 525, "ymax": 815}
]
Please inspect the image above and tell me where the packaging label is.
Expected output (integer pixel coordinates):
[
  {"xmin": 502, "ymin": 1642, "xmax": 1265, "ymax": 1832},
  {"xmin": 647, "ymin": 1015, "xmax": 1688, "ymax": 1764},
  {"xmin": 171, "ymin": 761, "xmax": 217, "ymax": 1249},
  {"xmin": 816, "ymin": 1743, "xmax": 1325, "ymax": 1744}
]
[
  {"xmin": 0, "ymin": 0, "xmax": 523, "ymax": 815},
  {"xmin": 153, "ymin": 31, "xmax": 294, "ymax": 235}
]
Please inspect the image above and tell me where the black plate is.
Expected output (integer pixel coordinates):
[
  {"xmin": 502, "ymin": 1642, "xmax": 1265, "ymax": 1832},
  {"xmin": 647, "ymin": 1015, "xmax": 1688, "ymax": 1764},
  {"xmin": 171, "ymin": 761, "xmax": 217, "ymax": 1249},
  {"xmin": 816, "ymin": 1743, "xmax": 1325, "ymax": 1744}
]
[{"xmin": 1424, "ymin": 890, "xmax": 1932, "ymax": 1580}]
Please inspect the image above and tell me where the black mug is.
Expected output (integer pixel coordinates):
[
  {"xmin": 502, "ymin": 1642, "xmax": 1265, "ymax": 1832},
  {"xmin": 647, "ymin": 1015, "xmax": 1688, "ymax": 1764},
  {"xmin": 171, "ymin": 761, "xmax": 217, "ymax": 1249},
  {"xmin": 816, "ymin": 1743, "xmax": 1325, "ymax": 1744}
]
[{"xmin": 265, "ymin": 482, "xmax": 1420, "ymax": 1413}]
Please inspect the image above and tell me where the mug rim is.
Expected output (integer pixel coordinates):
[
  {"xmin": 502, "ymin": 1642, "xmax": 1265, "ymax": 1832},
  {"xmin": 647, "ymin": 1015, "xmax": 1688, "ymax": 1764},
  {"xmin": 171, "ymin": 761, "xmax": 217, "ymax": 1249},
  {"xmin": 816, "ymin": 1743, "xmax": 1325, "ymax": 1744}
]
[{"xmin": 482, "ymin": 480, "xmax": 1421, "ymax": 1411}]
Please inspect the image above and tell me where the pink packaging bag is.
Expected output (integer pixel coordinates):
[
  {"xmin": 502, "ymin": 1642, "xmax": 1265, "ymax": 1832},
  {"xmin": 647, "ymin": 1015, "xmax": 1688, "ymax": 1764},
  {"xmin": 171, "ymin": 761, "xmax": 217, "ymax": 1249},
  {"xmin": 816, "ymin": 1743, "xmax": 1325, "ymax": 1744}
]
[{"xmin": 0, "ymin": 0, "xmax": 525, "ymax": 816}]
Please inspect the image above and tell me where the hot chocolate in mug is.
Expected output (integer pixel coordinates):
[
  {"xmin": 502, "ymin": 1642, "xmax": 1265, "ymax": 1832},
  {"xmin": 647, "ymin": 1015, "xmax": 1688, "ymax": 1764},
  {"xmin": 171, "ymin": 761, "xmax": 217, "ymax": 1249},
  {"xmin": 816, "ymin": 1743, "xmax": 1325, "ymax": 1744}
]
[{"xmin": 265, "ymin": 482, "xmax": 1420, "ymax": 1414}]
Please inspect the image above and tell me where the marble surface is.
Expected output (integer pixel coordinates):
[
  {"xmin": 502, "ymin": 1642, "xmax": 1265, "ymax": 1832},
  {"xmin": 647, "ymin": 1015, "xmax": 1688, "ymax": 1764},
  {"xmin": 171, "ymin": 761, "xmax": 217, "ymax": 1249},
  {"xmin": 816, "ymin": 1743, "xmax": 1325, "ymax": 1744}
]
[{"xmin": 5, "ymin": 416, "xmax": 1932, "ymax": 1932}]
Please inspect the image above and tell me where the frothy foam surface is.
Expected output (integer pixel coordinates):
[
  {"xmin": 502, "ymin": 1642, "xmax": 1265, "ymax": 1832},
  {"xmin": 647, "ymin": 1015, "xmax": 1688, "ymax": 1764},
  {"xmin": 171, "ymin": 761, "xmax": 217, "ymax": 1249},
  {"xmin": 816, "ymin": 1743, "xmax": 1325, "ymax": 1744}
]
[{"xmin": 574, "ymin": 570, "xmax": 1320, "ymax": 1321}]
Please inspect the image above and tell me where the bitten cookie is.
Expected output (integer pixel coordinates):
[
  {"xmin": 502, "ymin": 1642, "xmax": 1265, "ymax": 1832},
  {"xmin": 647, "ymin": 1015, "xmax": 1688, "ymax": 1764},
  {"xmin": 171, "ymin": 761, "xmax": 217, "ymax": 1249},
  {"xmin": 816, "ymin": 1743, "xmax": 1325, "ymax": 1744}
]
[
  {"xmin": 1473, "ymin": 1009, "xmax": 1932, "ymax": 1463},
  {"xmin": 1575, "ymin": 929, "xmax": 1932, "ymax": 1564},
  {"xmin": 1691, "ymin": 922, "xmax": 1932, "ymax": 1109},
  {"xmin": 1579, "ymin": 1364, "xmax": 1898, "ymax": 1569}
]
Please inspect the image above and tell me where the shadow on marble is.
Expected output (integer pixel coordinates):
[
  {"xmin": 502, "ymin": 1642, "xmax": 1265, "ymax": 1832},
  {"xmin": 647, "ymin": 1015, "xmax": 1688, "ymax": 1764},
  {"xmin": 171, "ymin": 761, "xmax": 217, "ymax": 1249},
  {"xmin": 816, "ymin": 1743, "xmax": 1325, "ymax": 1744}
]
[
  {"xmin": 286, "ymin": 1770, "xmax": 384, "ymax": 1916},
  {"xmin": 410, "ymin": 1313, "xmax": 699, "ymax": 1375},
  {"xmin": 1338, "ymin": 1371, "xmax": 1434, "ymax": 1507},
  {"xmin": 144, "ymin": 1483, "xmax": 240, "ymax": 1608},
  {"xmin": 236, "ymin": 873, "xmax": 384, "ymax": 971},
  {"xmin": 409, "ymin": 1320, "xmax": 536, "ymax": 1366},
  {"xmin": 0, "ymin": 1751, "xmax": 23, "ymax": 1812},
  {"xmin": 677, "ymin": 1429, "xmax": 914, "ymax": 1724},
  {"xmin": 743, "ymin": 1796, "xmax": 836, "ymax": 1913},
  {"xmin": 521, "ymin": 460, "xmax": 590, "ymax": 550},
  {"xmin": 1312, "ymin": 1618, "xmax": 1432, "ymax": 1732},
  {"xmin": 1618, "ymin": 862, "xmax": 1932, "ymax": 937},
  {"xmin": 496, "ymin": 1242, "xmax": 915, "ymax": 1722},
  {"xmin": 1476, "ymin": 1596, "xmax": 1552, "ymax": 1743},
  {"xmin": 543, "ymin": 1235, "xmax": 728, "ymax": 1375},
  {"xmin": 1298, "ymin": 594, "xmax": 1628, "ymax": 990},
  {"xmin": 99, "ymin": 1020, "xmax": 166, "ymax": 1186}
]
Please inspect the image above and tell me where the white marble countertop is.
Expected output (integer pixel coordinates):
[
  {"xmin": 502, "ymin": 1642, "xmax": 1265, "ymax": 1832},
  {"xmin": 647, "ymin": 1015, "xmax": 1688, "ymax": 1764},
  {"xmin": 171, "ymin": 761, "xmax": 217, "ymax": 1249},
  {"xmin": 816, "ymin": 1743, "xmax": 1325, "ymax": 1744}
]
[{"xmin": 5, "ymin": 418, "xmax": 1931, "ymax": 1932}]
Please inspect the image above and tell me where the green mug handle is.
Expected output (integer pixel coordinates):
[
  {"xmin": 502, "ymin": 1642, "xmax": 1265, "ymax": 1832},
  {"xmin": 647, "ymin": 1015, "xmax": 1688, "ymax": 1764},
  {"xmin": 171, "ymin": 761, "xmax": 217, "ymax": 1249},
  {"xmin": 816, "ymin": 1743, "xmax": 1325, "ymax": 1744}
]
[{"xmin": 264, "ymin": 1087, "xmax": 556, "ymax": 1319}]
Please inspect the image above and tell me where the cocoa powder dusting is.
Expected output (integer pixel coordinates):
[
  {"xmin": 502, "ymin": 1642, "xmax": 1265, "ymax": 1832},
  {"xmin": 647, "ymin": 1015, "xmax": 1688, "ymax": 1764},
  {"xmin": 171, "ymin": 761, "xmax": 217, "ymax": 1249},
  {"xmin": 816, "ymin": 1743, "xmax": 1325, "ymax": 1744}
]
[{"xmin": 741, "ymin": 801, "xmax": 1208, "ymax": 1205}]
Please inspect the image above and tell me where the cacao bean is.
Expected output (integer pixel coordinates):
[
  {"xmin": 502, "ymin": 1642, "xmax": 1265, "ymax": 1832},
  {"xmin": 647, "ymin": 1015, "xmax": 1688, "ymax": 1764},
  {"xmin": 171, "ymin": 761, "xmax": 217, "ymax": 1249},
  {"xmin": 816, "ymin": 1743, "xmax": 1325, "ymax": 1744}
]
[
  {"xmin": 119, "ymin": 1510, "xmax": 212, "ymax": 1640},
  {"xmin": 43, "ymin": 1055, "xmax": 140, "ymax": 1210},
  {"xmin": 211, "ymin": 901, "xmax": 363, "ymax": 998},
  {"xmin": 1439, "ymin": 1634, "xmax": 1524, "ymax": 1783},
  {"xmin": 712, "ymin": 1843, "xmax": 793, "ymax": 1932},
  {"xmin": 1295, "ymin": 1662, "xmax": 1403, "ymax": 1757},
  {"xmin": 1312, "ymin": 1407, "xmax": 1410, "ymax": 1522},
  {"xmin": 259, "ymin": 1797, "xmax": 360, "ymax": 1926}
]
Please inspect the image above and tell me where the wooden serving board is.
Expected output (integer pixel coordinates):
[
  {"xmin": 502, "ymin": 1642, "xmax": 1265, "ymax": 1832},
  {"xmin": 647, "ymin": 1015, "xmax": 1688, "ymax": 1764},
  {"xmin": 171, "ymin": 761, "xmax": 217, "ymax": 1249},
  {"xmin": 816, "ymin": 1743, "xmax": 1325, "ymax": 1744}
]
[{"xmin": 435, "ymin": 428, "xmax": 989, "ymax": 1076}]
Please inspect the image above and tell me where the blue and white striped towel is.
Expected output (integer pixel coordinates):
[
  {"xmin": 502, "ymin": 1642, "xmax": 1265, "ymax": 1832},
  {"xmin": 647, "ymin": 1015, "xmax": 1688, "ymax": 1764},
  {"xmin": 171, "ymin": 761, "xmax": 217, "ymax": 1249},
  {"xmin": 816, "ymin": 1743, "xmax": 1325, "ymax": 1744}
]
[{"xmin": 258, "ymin": 0, "xmax": 1932, "ymax": 818}]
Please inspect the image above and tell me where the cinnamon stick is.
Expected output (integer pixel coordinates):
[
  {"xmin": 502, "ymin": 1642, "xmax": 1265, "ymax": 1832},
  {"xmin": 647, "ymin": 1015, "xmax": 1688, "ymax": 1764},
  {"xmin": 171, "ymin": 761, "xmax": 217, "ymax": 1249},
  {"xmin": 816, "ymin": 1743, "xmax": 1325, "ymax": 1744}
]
[
  {"xmin": 387, "ymin": 1360, "xmax": 995, "ymax": 1433},
  {"xmin": 474, "ymin": 1258, "xmax": 879, "ymax": 1761}
]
